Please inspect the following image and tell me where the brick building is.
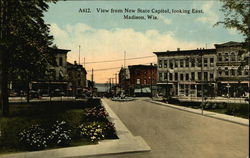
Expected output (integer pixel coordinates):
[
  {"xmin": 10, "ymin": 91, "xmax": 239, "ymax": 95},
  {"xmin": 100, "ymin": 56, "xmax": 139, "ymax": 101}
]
[{"xmin": 119, "ymin": 64, "xmax": 157, "ymax": 95}]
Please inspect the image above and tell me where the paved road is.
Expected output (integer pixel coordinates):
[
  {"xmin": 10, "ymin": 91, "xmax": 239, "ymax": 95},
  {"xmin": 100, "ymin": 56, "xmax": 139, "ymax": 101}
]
[{"xmin": 89, "ymin": 98, "xmax": 249, "ymax": 158}]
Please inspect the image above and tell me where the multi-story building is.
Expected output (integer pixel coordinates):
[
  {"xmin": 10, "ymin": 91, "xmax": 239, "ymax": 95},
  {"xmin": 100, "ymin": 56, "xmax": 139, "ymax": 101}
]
[
  {"xmin": 47, "ymin": 48, "xmax": 69, "ymax": 81},
  {"xmin": 215, "ymin": 41, "xmax": 249, "ymax": 97},
  {"xmin": 119, "ymin": 64, "xmax": 157, "ymax": 95},
  {"xmin": 30, "ymin": 48, "xmax": 70, "ymax": 95},
  {"xmin": 154, "ymin": 41, "xmax": 249, "ymax": 98},
  {"xmin": 154, "ymin": 48, "xmax": 217, "ymax": 97},
  {"xmin": 67, "ymin": 61, "xmax": 87, "ymax": 96}
]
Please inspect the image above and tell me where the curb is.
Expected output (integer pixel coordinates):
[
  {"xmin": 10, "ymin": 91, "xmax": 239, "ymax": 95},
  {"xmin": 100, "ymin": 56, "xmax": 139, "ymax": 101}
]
[
  {"xmin": 148, "ymin": 100, "xmax": 249, "ymax": 127},
  {"xmin": 0, "ymin": 99, "xmax": 151, "ymax": 158}
]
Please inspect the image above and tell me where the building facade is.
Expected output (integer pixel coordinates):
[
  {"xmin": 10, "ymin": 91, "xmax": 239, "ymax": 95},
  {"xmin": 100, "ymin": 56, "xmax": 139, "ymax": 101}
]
[
  {"xmin": 30, "ymin": 48, "xmax": 70, "ymax": 95},
  {"xmin": 119, "ymin": 64, "xmax": 157, "ymax": 95},
  {"xmin": 154, "ymin": 41, "xmax": 249, "ymax": 98},
  {"xmin": 215, "ymin": 41, "xmax": 249, "ymax": 97},
  {"xmin": 154, "ymin": 48, "xmax": 217, "ymax": 97},
  {"xmin": 67, "ymin": 61, "xmax": 87, "ymax": 96}
]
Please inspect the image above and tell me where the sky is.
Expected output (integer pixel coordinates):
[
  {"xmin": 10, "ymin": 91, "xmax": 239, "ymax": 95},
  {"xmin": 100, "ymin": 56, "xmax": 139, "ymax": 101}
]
[{"xmin": 43, "ymin": 0, "xmax": 244, "ymax": 83}]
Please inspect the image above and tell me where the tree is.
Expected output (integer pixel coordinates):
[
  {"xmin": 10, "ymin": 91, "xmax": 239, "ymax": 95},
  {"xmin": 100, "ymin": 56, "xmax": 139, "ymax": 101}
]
[
  {"xmin": 0, "ymin": 0, "xmax": 57, "ymax": 116},
  {"xmin": 215, "ymin": 0, "xmax": 250, "ymax": 44}
]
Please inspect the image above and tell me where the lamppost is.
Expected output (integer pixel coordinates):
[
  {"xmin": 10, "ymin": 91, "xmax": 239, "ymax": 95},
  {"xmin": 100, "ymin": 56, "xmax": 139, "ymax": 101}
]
[
  {"xmin": 199, "ymin": 52, "xmax": 204, "ymax": 115},
  {"xmin": 150, "ymin": 63, "xmax": 153, "ymax": 99}
]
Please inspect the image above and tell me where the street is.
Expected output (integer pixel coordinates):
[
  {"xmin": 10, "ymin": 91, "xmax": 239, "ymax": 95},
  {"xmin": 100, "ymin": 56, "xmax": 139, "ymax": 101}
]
[{"xmin": 90, "ymin": 98, "xmax": 248, "ymax": 158}]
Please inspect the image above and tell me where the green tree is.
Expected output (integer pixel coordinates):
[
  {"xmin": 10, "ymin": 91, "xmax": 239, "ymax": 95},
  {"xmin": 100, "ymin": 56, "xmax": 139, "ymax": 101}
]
[
  {"xmin": 215, "ymin": 0, "xmax": 250, "ymax": 44},
  {"xmin": 0, "ymin": 0, "xmax": 57, "ymax": 116}
]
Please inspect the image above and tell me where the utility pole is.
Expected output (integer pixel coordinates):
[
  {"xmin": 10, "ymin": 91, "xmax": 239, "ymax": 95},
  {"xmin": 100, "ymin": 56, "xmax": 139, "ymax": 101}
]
[
  {"xmin": 124, "ymin": 51, "xmax": 126, "ymax": 68},
  {"xmin": 200, "ymin": 52, "xmax": 204, "ymax": 115},
  {"xmin": 91, "ymin": 68, "xmax": 94, "ymax": 97},
  {"xmin": 150, "ymin": 63, "xmax": 153, "ymax": 99},
  {"xmin": 115, "ymin": 73, "xmax": 117, "ymax": 95},
  {"xmin": 83, "ymin": 57, "xmax": 85, "ymax": 67},
  {"xmin": 109, "ymin": 78, "xmax": 112, "ymax": 94},
  {"xmin": 79, "ymin": 45, "xmax": 81, "ymax": 65}
]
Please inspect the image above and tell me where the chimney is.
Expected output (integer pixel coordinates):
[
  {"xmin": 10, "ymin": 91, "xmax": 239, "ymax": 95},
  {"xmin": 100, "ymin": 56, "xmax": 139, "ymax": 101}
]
[{"xmin": 177, "ymin": 48, "xmax": 180, "ymax": 51}]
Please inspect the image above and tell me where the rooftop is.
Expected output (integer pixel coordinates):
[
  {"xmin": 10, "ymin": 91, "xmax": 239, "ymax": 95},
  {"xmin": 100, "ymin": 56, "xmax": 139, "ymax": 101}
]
[{"xmin": 153, "ymin": 48, "xmax": 216, "ymax": 56}]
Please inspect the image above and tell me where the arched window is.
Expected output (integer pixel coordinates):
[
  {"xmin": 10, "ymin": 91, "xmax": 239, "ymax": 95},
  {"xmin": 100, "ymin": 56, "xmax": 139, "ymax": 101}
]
[
  {"xmin": 231, "ymin": 52, "xmax": 236, "ymax": 61},
  {"xmin": 225, "ymin": 67, "xmax": 229, "ymax": 76},
  {"xmin": 218, "ymin": 67, "xmax": 222, "ymax": 76},
  {"xmin": 224, "ymin": 53, "xmax": 229, "ymax": 62},
  {"xmin": 218, "ymin": 53, "xmax": 222, "ymax": 62},
  {"xmin": 231, "ymin": 69, "xmax": 235, "ymax": 76}
]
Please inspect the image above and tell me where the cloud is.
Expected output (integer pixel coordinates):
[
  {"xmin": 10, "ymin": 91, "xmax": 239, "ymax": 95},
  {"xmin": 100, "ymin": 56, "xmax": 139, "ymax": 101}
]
[
  {"xmin": 158, "ymin": 15, "xmax": 172, "ymax": 25},
  {"xmin": 196, "ymin": 1, "xmax": 219, "ymax": 25},
  {"xmin": 49, "ymin": 23, "xmax": 205, "ymax": 82}
]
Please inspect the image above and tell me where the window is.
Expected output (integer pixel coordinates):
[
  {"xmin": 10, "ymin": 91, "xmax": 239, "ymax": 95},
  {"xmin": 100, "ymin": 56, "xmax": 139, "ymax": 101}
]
[
  {"xmin": 59, "ymin": 57, "xmax": 63, "ymax": 66},
  {"xmin": 210, "ymin": 73, "xmax": 214, "ymax": 81},
  {"xmin": 169, "ymin": 60, "xmax": 174, "ymax": 69},
  {"xmin": 185, "ymin": 73, "xmax": 189, "ymax": 81},
  {"xmin": 191, "ymin": 72, "xmax": 195, "ymax": 80},
  {"xmin": 180, "ymin": 73, "xmax": 184, "ymax": 81},
  {"xmin": 180, "ymin": 59, "xmax": 184, "ymax": 67},
  {"xmin": 204, "ymin": 72, "xmax": 208, "ymax": 81},
  {"xmin": 231, "ymin": 69, "xmax": 235, "ymax": 76},
  {"xmin": 180, "ymin": 84, "xmax": 184, "ymax": 89},
  {"xmin": 238, "ymin": 68, "xmax": 242, "ymax": 75},
  {"xmin": 144, "ymin": 79, "xmax": 147, "ymax": 84},
  {"xmin": 158, "ymin": 60, "xmax": 162, "ymax": 68},
  {"xmin": 164, "ymin": 60, "xmax": 168, "ymax": 68},
  {"xmin": 164, "ymin": 72, "xmax": 168, "ymax": 81},
  {"xmin": 175, "ymin": 59, "xmax": 178, "ymax": 68},
  {"xmin": 198, "ymin": 72, "xmax": 202, "ymax": 80},
  {"xmin": 218, "ymin": 53, "xmax": 222, "ymax": 62},
  {"xmin": 231, "ymin": 52, "xmax": 236, "ymax": 61},
  {"xmin": 225, "ymin": 53, "xmax": 229, "ymax": 62},
  {"xmin": 218, "ymin": 67, "xmax": 222, "ymax": 76},
  {"xmin": 169, "ymin": 73, "xmax": 173, "ymax": 81},
  {"xmin": 191, "ymin": 58, "xmax": 195, "ymax": 67},
  {"xmin": 185, "ymin": 58, "xmax": 189, "ymax": 67},
  {"xmin": 174, "ymin": 72, "xmax": 178, "ymax": 81},
  {"xmin": 225, "ymin": 67, "xmax": 229, "ymax": 76},
  {"xmin": 137, "ymin": 79, "xmax": 140, "ymax": 84},
  {"xmin": 210, "ymin": 58, "xmax": 214, "ymax": 67},
  {"xmin": 244, "ymin": 69, "xmax": 248, "ymax": 76},
  {"xmin": 197, "ymin": 58, "xmax": 202, "ymax": 67},
  {"xmin": 159, "ymin": 73, "xmax": 162, "ymax": 81},
  {"xmin": 204, "ymin": 58, "xmax": 208, "ymax": 67}
]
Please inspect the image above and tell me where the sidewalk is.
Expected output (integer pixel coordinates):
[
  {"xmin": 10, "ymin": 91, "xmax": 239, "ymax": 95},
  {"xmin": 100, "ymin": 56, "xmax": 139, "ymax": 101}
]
[
  {"xmin": 149, "ymin": 100, "xmax": 249, "ymax": 126},
  {"xmin": 0, "ymin": 99, "xmax": 150, "ymax": 158}
]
